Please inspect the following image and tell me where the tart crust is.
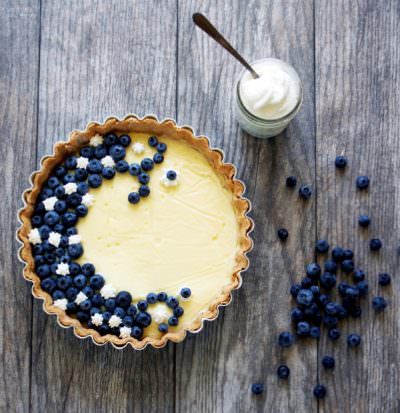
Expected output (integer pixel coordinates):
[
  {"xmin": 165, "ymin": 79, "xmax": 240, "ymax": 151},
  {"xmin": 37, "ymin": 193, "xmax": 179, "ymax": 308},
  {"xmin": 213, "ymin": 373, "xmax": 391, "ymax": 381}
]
[{"xmin": 17, "ymin": 114, "xmax": 254, "ymax": 350}]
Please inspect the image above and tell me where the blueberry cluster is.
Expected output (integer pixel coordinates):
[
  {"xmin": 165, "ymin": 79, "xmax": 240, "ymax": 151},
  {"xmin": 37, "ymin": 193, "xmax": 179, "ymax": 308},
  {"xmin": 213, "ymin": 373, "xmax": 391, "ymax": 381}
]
[{"xmin": 29, "ymin": 132, "xmax": 187, "ymax": 339}]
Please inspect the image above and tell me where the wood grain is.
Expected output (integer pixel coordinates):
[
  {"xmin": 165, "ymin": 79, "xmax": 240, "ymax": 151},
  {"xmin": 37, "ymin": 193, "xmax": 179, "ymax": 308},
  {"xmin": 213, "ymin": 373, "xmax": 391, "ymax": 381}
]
[
  {"xmin": 315, "ymin": 1, "xmax": 400, "ymax": 412},
  {"xmin": 0, "ymin": 1, "xmax": 40, "ymax": 412},
  {"xmin": 175, "ymin": 1, "xmax": 317, "ymax": 412},
  {"xmin": 30, "ymin": 1, "xmax": 177, "ymax": 412}
]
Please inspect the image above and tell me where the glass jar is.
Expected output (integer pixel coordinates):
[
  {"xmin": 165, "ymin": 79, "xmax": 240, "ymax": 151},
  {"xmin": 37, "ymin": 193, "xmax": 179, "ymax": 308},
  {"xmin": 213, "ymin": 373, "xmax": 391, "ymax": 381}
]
[{"xmin": 234, "ymin": 58, "xmax": 303, "ymax": 138}]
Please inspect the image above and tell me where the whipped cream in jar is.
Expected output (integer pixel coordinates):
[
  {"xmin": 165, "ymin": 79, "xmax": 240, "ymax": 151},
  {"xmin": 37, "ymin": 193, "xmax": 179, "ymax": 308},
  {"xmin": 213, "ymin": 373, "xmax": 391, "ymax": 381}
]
[{"xmin": 234, "ymin": 58, "xmax": 302, "ymax": 138}]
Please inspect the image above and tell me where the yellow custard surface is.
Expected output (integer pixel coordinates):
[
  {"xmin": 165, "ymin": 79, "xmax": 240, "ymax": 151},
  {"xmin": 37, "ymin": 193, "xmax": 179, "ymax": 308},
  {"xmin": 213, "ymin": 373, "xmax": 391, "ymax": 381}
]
[{"xmin": 77, "ymin": 133, "xmax": 240, "ymax": 338}]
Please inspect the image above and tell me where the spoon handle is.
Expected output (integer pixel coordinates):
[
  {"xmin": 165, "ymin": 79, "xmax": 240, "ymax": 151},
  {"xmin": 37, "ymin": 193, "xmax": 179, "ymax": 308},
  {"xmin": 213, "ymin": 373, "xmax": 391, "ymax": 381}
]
[{"xmin": 192, "ymin": 13, "xmax": 259, "ymax": 79}]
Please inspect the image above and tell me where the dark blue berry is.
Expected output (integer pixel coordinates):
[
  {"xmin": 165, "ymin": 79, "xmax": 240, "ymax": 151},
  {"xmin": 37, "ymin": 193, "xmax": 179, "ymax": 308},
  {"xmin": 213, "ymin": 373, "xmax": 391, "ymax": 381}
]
[
  {"xmin": 180, "ymin": 288, "xmax": 191, "ymax": 299},
  {"xmin": 54, "ymin": 200, "xmax": 67, "ymax": 213},
  {"xmin": 132, "ymin": 325, "xmax": 143, "ymax": 339},
  {"xmin": 290, "ymin": 283, "xmax": 301, "ymax": 298},
  {"xmin": 119, "ymin": 135, "xmax": 131, "ymax": 147},
  {"xmin": 174, "ymin": 306, "xmax": 184, "ymax": 317},
  {"xmin": 296, "ymin": 321, "xmax": 310, "ymax": 336},
  {"xmin": 104, "ymin": 133, "xmax": 117, "ymax": 146},
  {"xmin": 91, "ymin": 294, "xmax": 104, "ymax": 307},
  {"xmin": 166, "ymin": 170, "xmax": 177, "ymax": 180},
  {"xmin": 322, "ymin": 356, "xmax": 335, "ymax": 369},
  {"xmin": 76, "ymin": 204, "xmax": 88, "ymax": 217},
  {"xmin": 52, "ymin": 290, "xmax": 65, "ymax": 300},
  {"xmin": 328, "ymin": 328, "xmax": 340, "ymax": 340},
  {"xmin": 102, "ymin": 167, "xmax": 115, "ymax": 179},
  {"xmin": 87, "ymin": 159, "xmax": 103, "ymax": 174},
  {"xmin": 306, "ymin": 263, "xmax": 321, "ymax": 278},
  {"xmin": 148, "ymin": 136, "xmax": 158, "ymax": 147},
  {"xmin": 66, "ymin": 227, "xmax": 77, "ymax": 236},
  {"xmin": 75, "ymin": 168, "xmax": 88, "ymax": 181},
  {"xmin": 370, "ymin": 238, "xmax": 382, "ymax": 251},
  {"xmin": 63, "ymin": 174, "xmax": 76, "ymax": 184},
  {"xmin": 122, "ymin": 316, "xmax": 134, "ymax": 326},
  {"xmin": 313, "ymin": 384, "xmax": 327, "ymax": 399},
  {"xmin": 358, "ymin": 214, "xmax": 370, "ymax": 227},
  {"xmin": 310, "ymin": 285, "xmax": 320, "ymax": 296},
  {"xmin": 66, "ymin": 193, "xmax": 82, "ymax": 208},
  {"xmin": 54, "ymin": 165, "xmax": 67, "ymax": 178},
  {"xmin": 316, "ymin": 240, "xmax": 329, "ymax": 253},
  {"xmin": 34, "ymin": 255, "xmax": 45, "ymax": 266},
  {"xmin": 109, "ymin": 144, "xmax": 125, "ymax": 161},
  {"xmin": 146, "ymin": 293, "xmax": 157, "ymax": 304},
  {"xmin": 347, "ymin": 333, "xmax": 361, "ymax": 347},
  {"xmin": 68, "ymin": 244, "xmax": 83, "ymax": 259},
  {"xmin": 353, "ymin": 269, "xmax": 365, "ymax": 282},
  {"xmin": 299, "ymin": 184, "xmax": 312, "ymax": 199},
  {"xmin": 285, "ymin": 176, "xmax": 297, "ymax": 188},
  {"xmin": 320, "ymin": 273, "xmax": 336, "ymax": 290},
  {"xmin": 114, "ymin": 307, "xmax": 126, "ymax": 318},
  {"xmin": 44, "ymin": 211, "xmax": 60, "ymax": 226},
  {"xmin": 291, "ymin": 308, "xmax": 304, "ymax": 322},
  {"xmin": 37, "ymin": 264, "xmax": 51, "ymax": 278},
  {"xmin": 116, "ymin": 291, "xmax": 132, "ymax": 308},
  {"xmin": 73, "ymin": 274, "xmax": 87, "ymax": 289},
  {"xmin": 57, "ymin": 276, "xmax": 72, "ymax": 290},
  {"xmin": 277, "ymin": 228, "xmax": 289, "ymax": 241},
  {"xmin": 153, "ymin": 153, "xmax": 164, "ymax": 164},
  {"xmin": 128, "ymin": 192, "xmax": 140, "ymax": 204},
  {"xmin": 158, "ymin": 323, "xmax": 168, "ymax": 333},
  {"xmin": 77, "ymin": 311, "xmax": 90, "ymax": 322},
  {"xmin": 39, "ymin": 187, "xmax": 54, "ymax": 201},
  {"xmin": 104, "ymin": 298, "xmax": 116, "ymax": 311},
  {"xmin": 94, "ymin": 144, "xmax": 108, "ymax": 159},
  {"xmin": 116, "ymin": 160, "xmax": 129, "ymax": 172},
  {"xmin": 77, "ymin": 182, "xmax": 89, "ymax": 195},
  {"xmin": 345, "ymin": 287, "xmax": 359, "ymax": 299},
  {"xmin": 127, "ymin": 305, "xmax": 137, "ymax": 317},
  {"xmin": 324, "ymin": 302, "xmax": 338, "ymax": 315},
  {"xmin": 372, "ymin": 296, "xmax": 387, "ymax": 312},
  {"xmin": 98, "ymin": 324, "xmax": 110, "ymax": 335},
  {"xmin": 139, "ymin": 185, "xmax": 150, "ymax": 197},
  {"xmin": 166, "ymin": 296, "xmax": 179, "ymax": 309},
  {"xmin": 41, "ymin": 278, "xmax": 56, "ymax": 293},
  {"xmin": 301, "ymin": 277, "xmax": 313, "ymax": 289},
  {"xmin": 136, "ymin": 311, "xmax": 152, "ymax": 327},
  {"xmin": 88, "ymin": 174, "xmax": 102, "ymax": 188},
  {"xmin": 335, "ymin": 155, "xmax": 347, "ymax": 168},
  {"xmin": 251, "ymin": 383, "xmax": 264, "ymax": 395},
  {"xmin": 129, "ymin": 163, "xmax": 141, "ymax": 176},
  {"xmin": 138, "ymin": 173, "xmax": 150, "ymax": 185},
  {"xmin": 332, "ymin": 247, "xmax": 345, "ymax": 262},
  {"xmin": 378, "ymin": 273, "xmax": 391, "ymax": 286},
  {"xmin": 278, "ymin": 331, "xmax": 294, "ymax": 348},
  {"xmin": 82, "ymin": 263, "xmax": 95, "ymax": 276},
  {"xmin": 54, "ymin": 185, "xmax": 66, "ymax": 198},
  {"xmin": 322, "ymin": 315, "xmax": 338, "ymax": 328},
  {"xmin": 89, "ymin": 274, "xmax": 104, "ymax": 290},
  {"xmin": 80, "ymin": 146, "xmax": 94, "ymax": 158},
  {"xmin": 80, "ymin": 299, "xmax": 92, "ymax": 311},
  {"xmin": 277, "ymin": 365, "xmax": 290, "ymax": 379},
  {"xmin": 310, "ymin": 326, "xmax": 321, "ymax": 339},
  {"xmin": 341, "ymin": 259, "xmax": 354, "ymax": 273},
  {"xmin": 343, "ymin": 249, "xmax": 354, "ymax": 259},
  {"xmin": 65, "ymin": 156, "xmax": 77, "ymax": 169},
  {"xmin": 62, "ymin": 212, "xmax": 77, "ymax": 228},
  {"xmin": 297, "ymin": 289, "xmax": 314, "ymax": 307},
  {"xmin": 157, "ymin": 292, "xmax": 168, "ymax": 302},
  {"xmin": 66, "ymin": 302, "xmax": 78, "ymax": 314},
  {"xmin": 168, "ymin": 316, "xmax": 178, "ymax": 326},
  {"xmin": 356, "ymin": 175, "xmax": 370, "ymax": 190},
  {"xmin": 137, "ymin": 300, "xmax": 148, "ymax": 311},
  {"xmin": 156, "ymin": 142, "xmax": 167, "ymax": 153},
  {"xmin": 47, "ymin": 177, "xmax": 60, "ymax": 189},
  {"xmin": 141, "ymin": 158, "xmax": 154, "ymax": 172},
  {"xmin": 65, "ymin": 287, "xmax": 79, "ymax": 301}
]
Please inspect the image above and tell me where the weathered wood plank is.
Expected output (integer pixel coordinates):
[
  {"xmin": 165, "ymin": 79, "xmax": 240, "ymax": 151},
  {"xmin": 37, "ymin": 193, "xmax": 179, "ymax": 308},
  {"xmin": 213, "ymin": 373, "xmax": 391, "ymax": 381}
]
[
  {"xmin": 31, "ymin": 1, "xmax": 177, "ymax": 412},
  {"xmin": 315, "ymin": 1, "xmax": 400, "ymax": 412},
  {"xmin": 0, "ymin": 1, "xmax": 40, "ymax": 412},
  {"xmin": 175, "ymin": 1, "xmax": 317, "ymax": 412}
]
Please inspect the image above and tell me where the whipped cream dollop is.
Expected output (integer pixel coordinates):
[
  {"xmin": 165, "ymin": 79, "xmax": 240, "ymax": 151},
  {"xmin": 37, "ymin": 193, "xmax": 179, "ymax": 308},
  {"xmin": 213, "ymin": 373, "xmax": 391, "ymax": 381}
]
[{"xmin": 239, "ymin": 58, "xmax": 301, "ymax": 120}]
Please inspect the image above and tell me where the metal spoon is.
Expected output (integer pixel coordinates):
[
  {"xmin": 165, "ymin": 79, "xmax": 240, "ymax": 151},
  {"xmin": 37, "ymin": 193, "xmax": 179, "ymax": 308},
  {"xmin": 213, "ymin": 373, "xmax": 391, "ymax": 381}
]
[{"xmin": 192, "ymin": 13, "xmax": 260, "ymax": 79}]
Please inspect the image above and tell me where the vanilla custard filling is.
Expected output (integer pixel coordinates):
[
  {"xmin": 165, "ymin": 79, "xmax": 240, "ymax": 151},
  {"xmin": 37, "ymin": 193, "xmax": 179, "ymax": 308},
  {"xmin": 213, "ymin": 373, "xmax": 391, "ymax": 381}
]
[{"xmin": 77, "ymin": 133, "xmax": 240, "ymax": 338}]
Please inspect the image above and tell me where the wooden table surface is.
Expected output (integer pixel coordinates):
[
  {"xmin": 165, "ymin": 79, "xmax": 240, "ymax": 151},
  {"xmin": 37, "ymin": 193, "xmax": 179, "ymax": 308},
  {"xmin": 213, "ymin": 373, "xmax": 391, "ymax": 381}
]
[{"xmin": 1, "ymin": 1, "xmax": 399, "ymax": 412}]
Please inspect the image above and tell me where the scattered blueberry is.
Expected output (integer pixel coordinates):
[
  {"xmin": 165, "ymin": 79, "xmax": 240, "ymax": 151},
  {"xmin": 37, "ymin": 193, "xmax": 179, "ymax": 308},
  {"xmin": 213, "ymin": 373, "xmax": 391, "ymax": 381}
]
[
  {"xmin": 128, "ymin": 192, "xmax": 140, "ymax": 204},
  {"xmin": 299, "ymin": 184, "xmax": 312, "ymax": 200},
  {"xmin": 353, "ymin": 269, "xmax": 365, "ymax": 282},
  {"xmin": 119, "ymin": 135, "xmax": 131, "ymax": 147},
  {"xmin": 102, "ymin": 167, "xmax": 116, "ymax": 179},
  {"xmin": 290, "ymin": 284, "xmax": 301, "ymax": 298},
  {"xmin": 328, "ymin": 328, "xmax": 340, "ymax": 341},
  {"xmin": 138, "ymin": 173, "xmax": 150, "ymax": 185},
  {"xmin": 316, "ymin": 240, "xmax": 329, "ymax": 253},
  {"xmin": 285, "ymin": 176, "xmax": 297, "ymax": 188},
  {"xmin": 324, "ymin": 260, "xmax": 337, "ymax": 273},
  {"xmin": 139, "ymin": 185, "xmax": 150, "ymax": 197},
  {"xmin": 372, "ymin": 296, "xmax": 387, "ymax": 312},
  {"xmin": 320, "ymin": 272, "xmax": 336, "ymax": 290},
  {"xmin": 278, "ymin": 331, "xmax": 294, "ymax": 348},
  {"xmin": 166, "ymin": 170, "xmax": 177, "ymax": 180},
  {"xmin": 356, "ymin": 280, "xmax": 369, "ymax": 297},
  {"xmin": 146, "ymin": 293, "xmax": 158, "ymax": 304},
  {"xmin": 370, "ymin": 238, "xmax": 382, "ymax": 251},
  {"xmin": 116, "ymin": 160, "xmax": 129, "ymax": 173},
  {"xmin": 153, "ymin": 153, "xmax": 164, "ymax": 164},
  {"xmin": 180, "ymin": 288, "xmax": 191, "ymax": 299},
  {"xmin": 277, "ymin": 228, "xmax": 289, "ymax": 241},
  {"xmin": 291, "ymin": 308, "xmax": 304, "ymax": 322},
  {"xmin": 378, "ymin": 273, "xmax": 391, "ymax": 286},
  {"xmin": 148, "ymin": 136, "xmax": 158, "ymax": 147},
  {"xmin": 277, "ymin": 365, "xmax": 290, "ymax": 379},
  {"xmin": 157, "ymin": 292, "xmax": 168, "ymax": 302},
  {"xmin": 306, "ymin": 263, "xmax": 321, "ymax": 279},
  {"xmin": 158, "ymin": 323, "xmax": 168, "ymax": 333},
  {"xmin": 109, "ymin": 144, "xmax": 126, "ymax": 161},
  {"xmin": 129, "ymin": 163, "xmax": 141, "ymax": 176},
  {"xmin": 347, "ymin": 333, "xmax": 361, "ymax": 347},
  {"xmin": 141, "ymin": 158, "xmax": 154, "ymax": 172},
  {"xmin": 356, "ymin": 175, "xmax": 370, "ymax": 190},
  {"xmin": 335, "ymin": 155, "xmax": 347, "ymax": 169},
  {"xmin": 313, "ymin": 384, "xmax": 327, "ymax": 399},
  {"xmin": 251, "ymin": 383, "xmax": 264, "ymax": 395},
  {"xmin": 88, "ymin": 174, "xmax": 102, "ymax": 188},
  {"xmin": 310, "ymin": 326, "xmax": 321, "ymax": 339},
  {"xmin": 296, "ymin": 289, "xmax": 314, "ymax": 307},
  {"xmin": 331, "ymin": 247, "xmax": 345, "ymax": 262},
  {"xmin": 341, "ymin": 259, "xmax": 355, "ymax": 273},
  {"xmin": 156, "ymin": 142, "xmax": 167, "ymax": 153},
  {"xmin": 168, "ymin": 316, "xmax": 178, "ymax": 326},
  {"xmin": 358, "ymin": 214, "xmax": 370, "ymax": 228},
  {"xmin": 296, "ymin": 321, "xmax": 310, "ymax": 336},
  {"xmin": 322, "ymin": 356, "xmax": 335, "ymax": 369}
]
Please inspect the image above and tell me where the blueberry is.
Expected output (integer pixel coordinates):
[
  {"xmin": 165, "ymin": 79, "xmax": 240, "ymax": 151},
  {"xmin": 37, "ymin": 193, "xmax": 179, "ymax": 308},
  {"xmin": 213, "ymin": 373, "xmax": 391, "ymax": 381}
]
[
  {"xmin": 77, "ymin": 311, "xmax": 90, "ymax": 323},
  {"xmin": 358, "ymin": 214, "xmax": 370, "ymax": 227},
  {"xmin": 324, "ymin": 302, "xmax": 338, "ymax": 315},
  {"xmin": 73, "ymin": 274, "xmax": 87, "ymax": 288},
  {"xmin": 122, "ymin": 316, "xmax": 134, "ymax": 326},
  {"xmin": 347, "ymin": 333, "xmax": 361, "ymax": 347},
  {"xmin": 63, "ymin": 174, "xmax": 76, "ymax": 184},
  {"xmin": 66, "ymin": 193, "xmax": 82, "ymax": 208},
  {"xmin": 301, "ymin": 277, "xmax": 313, "ymax": 289},
  {"xmin": 335, "ymin": 155, "xmax": 347, "ymax": 168},
  {"xmin": 180, "ymin": 288, "xmax": 191, "ymax": 299},
  {"xmin": 54, "ymin": 165, "xmax": 67, "ymax": 178},
  {"xmin": 75, "ymin": 168, "xmax": 88, "ymax": 181},
  {"xmin": 54, "ymin": 200, "xmax": 67, "ymax": 213},
  {"xmin": 328, "ymin": 328, "xmax": 340, "ymax": 340},
  {"xmin": 310, "ymin": 326, "xmax": 321, "ymax": 339},
  {"xmin": 251, "ymin": 383, "xmax": 264, "ymax": 395},
  {"xmin": 378, "ymin": 273, "xmax": 391, "ymax": 286},
  {"xmin": 313, "ymin": 384, "xmax": 327, "ymax": 399},
  {"xmin": 277, "ymin": 228, "xmax": 289, "ymax": 241},
  {"xmin": 37, "ymin": 264, "xmax": 51, "ymax": 278},
  {"xmin": 146, "ymin": 293, "xmax": 157, "ymax": 304},
  {"xmin": 128, "ymin": 192, "xmax": 140, "ymax": 204},
  {"xmin": 109, "ymin": 144, "xmax": 126, "ymax": 161},
  {"xmin": 158, "ymin": 323, "xmax": 168, "ymax": 333},
  {"xmin": 174, "ymin": 306, "xmax": 184, "ymax": 317},
  {"xmin": 316, "ymin": 240, "xmax": 329, "ymax": 253},
  {"xmin": 353, "ymin": 269, "xmax": 365, "ymax": 282},
  {"xmin": 310, "ymin": 285, "xmax": 320, "ymax": 297},
  {"xmin": 68, "ymin": 244, "xmax": 83, "ymax": 259},
  {"xmin": 57, "ymin": 276, "xmax": 72, "ymax": 290},
  {"xmin": 77, "ymin": 182, "xmax": 89, "ymax": 195},
  {"xmin": 343, "ymin": 249, "xmax": 354, "ymax": 259},
  {"xmin": 372, "ymin": 296, "xmax": 387, "ymax": 312},
  {"xmin": 356, "ymin": 175, "xmax": 370, "ymax": 190},
  {"xmin": 370, "ymin": 238, "xmax": 382, "ymax": 251},
  {"xmin": 277, "ymin": 365, "xmax": 290, "ymax": 379},
  {"xmin": 168, "ymin": 316, "xmax": 178, "ymax": 326},
  {"xmin": 66, "ymin": 302, "xmax": 78, "ymax": 314},
  {"xmin": 345, "ymin": 287, "xmax": 359, "ymax": 299},
  {"xmin": 299, "ymin": 184, "xmax": 312, "ymax": 200},
  {"xmin": 306, "ymin": 263, "xmax": 321, "ymax": 279},
  {"xmin": 54, "ymin": 185, "xmax": 66, "ymax": 198},
  {"xmin": 41, "ymin": 277, "xmax": 56, "ymax": 293},
  {"xmin": 105, "ymin": 298, "xmax": 116, "ymax": 311},
  {"xmin": 116, "ymin": 291, "xmax": 132, "ymax": 308},
  {"xmin": 290, "ymin": 283, "xmax": 301, "ymax": 298},
  {"xmin": 153, "ymin": 153, "xmax": 164, "ymax": 164},
  {"xmin": 338, "ymin": 281, "xmax": 351, "ymax": 297},
  {"xmin": 45, "ymin": 252, "xmax": 57, "ymax": 263},
  {"xmin": 285, "ymin": 176, "xmax": 297, "ymax": 188},
  {"xmin": 320, "ymin": 273, "xmax": 336, "ymax": 290},
  {"xmin": 65, "ymin": 156, "xmax": 77, "ymax": 170},
  {"xmin": 82, "ymin": 263, "xmax": 95, "ymax": 276},
  {"xmin": 137, "ymin": 300, "xmax": 148, "ymax": 311},
  {"xmin": 278, "ymin": 331, "xmax": 294, "ymax": 348},
  {"xmin": 44, "ymin": 211, "xmax": 60, "ymax": 226},
  {"xmin": 91, "ymin": 294, "xmax": 104, "ymax": 307},
  {"xmin": 89, "ymin": 274, "xmax": 105, "ymax": 290},
  {"xmin": 296, "ymin": 321, "xmax": 310, "ymax": 336},
  {"xmin": 341, "ymin": 259, "xmax": 354, "ymax": 273},
  {"xmin": 139, "ymin": 185, "xmax": 150, "ymax": 197},
  {"xmin": 65, "ymin": 287, "xmax": 79, "ymax": 301},
  {"xmin": 297, "ymin": 289, "xmax": 314, "ymax": 307},
  {"xmin": 129, "ymin": 163, "xmax": 141, "ymax": 176},
  {"xmin": 132, "ymin": 325, "xmax": 143, "ymax": 339},
  {"xmin": 138, "ymin": 173, "xmax": 150, "ymax": 185},
  {"xmin": 80, "ymin": 146, "xmax": 94, "ymax": 158},
  {"xmin": 104, "ymin": 133, "xmax": 117, "ymax": 146},
  {"xmin": 76, "ymin": 204, "xmax": 88, "ymax": 217},
  {"xmin": 80, "ymin": 299, "xmax": 92, "ymax": 311},
  {"xmin": 291, "ymin": 308, "xmax": 304, "ymax": 322},
  {"xmin": 156, "ymin": 142, "xmax": 167, "ymax": 153},
  {"xmin": 332, "ymin": 247, "xmax": 345, "ymax": 262},
  {"xmin": 322, "ymin": 315, "xmax": 338, "ymax": 328},
  {"xmin": 52, "ymin": 290, "xmax": 65, "ymax": 301},
  {"xmin": 114, "ymin": 307, "xmax": 126, "ymax": 318},
  {"xmin": 87, "ymin": 159, "xmax": 103, "ymax": 174},
  {"xmin": 127, "ymin": 305, "xmax": 137, "ymax": 317},
  {"xmin": 166, "ymin": 170, "xmax": 177, "ymax": 180},
  {"xmin": 39, "ymin": 187, "xmax": 54, "ymax": 201},
  {"xmin": 141, "ymin": 158, "xmax": 154, "ymax": 172},
  {"xmin": 116, "ymin": 160, "xmax": 129, "ymax": 173},
  {"xmin": 94, "ymin": 144, "xmax": 108, "ymax": 159},
  {"xmin": 324, "ymin": 259, "xmax": 337, "ymax": 273},
  {"xmin": 35, "ymin": 203, "xmax": 46, "ymax": 215},
  {"xmin": 88, "ymin": 174, "xmax": 102, "ymax": 188},
  {"xmin": 148, "ymin": 136, "xmax": 158, "ymax": 147},
  {"xmin": 136, "ymin": 311, "xmax": 152, "ymax": 327},
  {"xmin": 157, "ymin": 292, "xmax": 168, "ymax": 302},
  {"xmin": 47, "ymin": 177, "xmax": 60, "ymax": 189},
  {"xmin": 119, "ymin": 135, "xmax": 131, "ymax": 147},
  {"xmin": 101, "ymin": 167, "xmax": 115, "ymax": 180},
  {"xmin": 166, "ymin": 296, "xmax": 179, "ymax": 309},
  {"xmin": 322, "ymin": 356, "xmax": 335, "ymax": 369},
  {"xmin": 98, "ymin": 324, "xmax": 110, "ymax": 336},
  {"xmin": 336, "ymin": 304, "xmax": 348, "ymax": 319}
]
